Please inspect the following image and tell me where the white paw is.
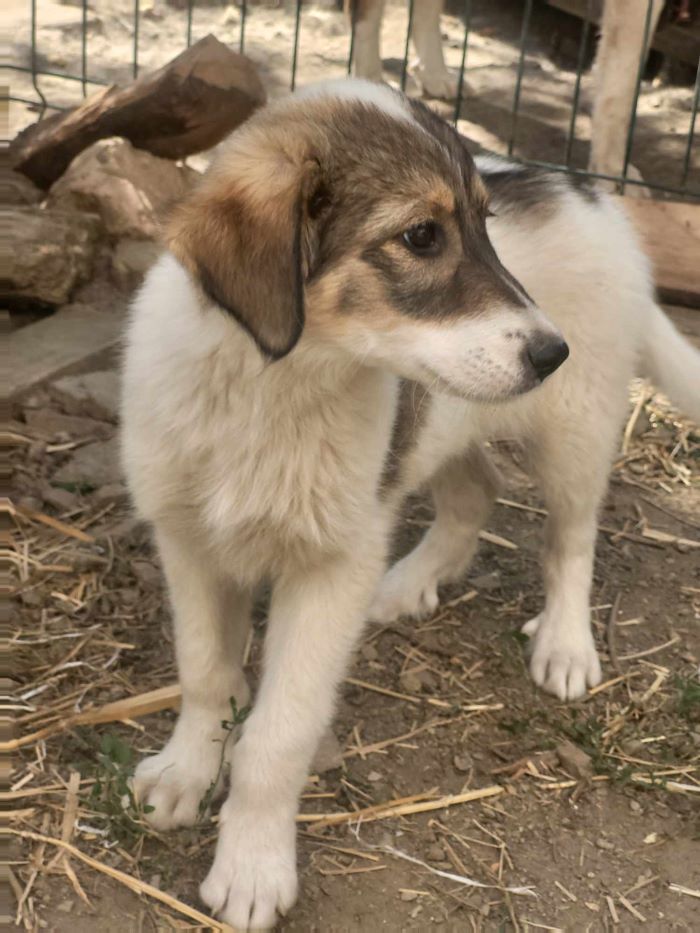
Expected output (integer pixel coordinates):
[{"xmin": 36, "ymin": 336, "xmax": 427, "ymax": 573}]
[
  {"xmin": 416, "ymin": 66, "xmax": 462, "ymax": 101},
  {"xmin": 368, "ymin": 558, "xmax": 439, "ymax": 623},
  {"xmin": 133, "ymin": 718, "xmax": 229, "ymax": 831},
  {"xmin": 522, "ymin": 613, "xmax": 602, "ymax": 701},
  {"xmin": 200, "ymin": 799, "xmax": 298, "ymax": 930}
]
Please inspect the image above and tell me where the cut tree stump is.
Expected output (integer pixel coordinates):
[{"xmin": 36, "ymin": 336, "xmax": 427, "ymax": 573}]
[
  {"xmin": 11, "ymin": 34, "xmax": 265, "ymax": 189},
  {"xmin": 618, "ymin": 197, "xmax": 700, "ymax": 309}
]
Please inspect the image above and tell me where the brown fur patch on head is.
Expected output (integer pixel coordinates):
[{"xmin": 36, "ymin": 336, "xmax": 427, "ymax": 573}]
[{"xmin": 166, "ymin": 91, "xmax": 529, "ymax": 357}]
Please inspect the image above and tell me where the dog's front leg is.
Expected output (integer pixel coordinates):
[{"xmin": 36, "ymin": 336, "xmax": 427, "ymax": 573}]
[
  {"xmin": 133, "ymin": 527, "xmax": 252, "ymax": 830},
  {"xmin": 200, "ymin": 546, "xmax": 384, "ymax": 930}
]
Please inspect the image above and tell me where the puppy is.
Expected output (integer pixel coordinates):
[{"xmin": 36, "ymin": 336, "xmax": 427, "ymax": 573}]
[{"xmin": 121, "ymin": 79, "xmax": 700, "ymax": 929}]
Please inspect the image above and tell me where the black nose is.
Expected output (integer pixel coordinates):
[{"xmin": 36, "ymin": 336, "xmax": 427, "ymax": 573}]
[{"xmin": 526, "ymin": 335, "xmax": 569, "ymax": 382}]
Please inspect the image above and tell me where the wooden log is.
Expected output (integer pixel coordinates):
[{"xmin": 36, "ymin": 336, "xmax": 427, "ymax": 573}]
[
  {"xmin": 10, "ymin": 34, "xmax": 266, "ymax": 189},
  {"xmin": 618, "ymin": 197, "xmax": 700, "ymax": 309}
]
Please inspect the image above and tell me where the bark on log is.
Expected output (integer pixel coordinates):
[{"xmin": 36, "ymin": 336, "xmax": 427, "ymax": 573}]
[{"xmin": 11, "ymin": 35, "xmax": 266, "ymax": 189}]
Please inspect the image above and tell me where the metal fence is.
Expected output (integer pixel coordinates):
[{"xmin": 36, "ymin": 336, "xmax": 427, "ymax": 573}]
[{"xmin": 6, "ymin": 0, "xmax": 700, "ymax": 198}]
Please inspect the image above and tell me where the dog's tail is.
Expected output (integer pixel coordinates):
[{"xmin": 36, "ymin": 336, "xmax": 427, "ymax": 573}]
[{"xmin": 641, "ymin": 304, "xmax": 700, "ymax": 423}]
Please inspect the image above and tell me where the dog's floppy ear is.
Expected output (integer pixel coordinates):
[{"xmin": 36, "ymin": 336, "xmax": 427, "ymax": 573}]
[{"xmin": 167, "ymin": 160, "xmax": 327, "ymax": 359}]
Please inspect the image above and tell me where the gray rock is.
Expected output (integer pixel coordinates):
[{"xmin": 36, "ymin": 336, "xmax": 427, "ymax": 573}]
[
  {"xmin": 93, "ymin": 482, "xmax": 129, "ymax": 504},
  {"xmin": 39, "ymin": 483, "xmax": 80, "ymax": 512},
  {"xmin": 6, "ymin": 207, "xmax": 100, "ymax": 307},
  {"xmin": 556, "ymin": 740, "xmax": 593, "ymax": 780},
  {"xmin": 24, "ymin": 408, "xmax": 112, "ymax": 440},
  {"xmin": 6, "ymin": 172, "xmax": 42, "ymax": 205},
  {"xmin": 111, "ymin": 238, "xmax": 162, "ymax": 291},
  {"xmin": 131, "ymin": 558, "xmax": 162, "ymax": 587},
  {"xmin": 311, "ymin": 729, "xmax": 343, "ymax": 774},
  {"xmin": 46, "ymin": 137, "xmax": 199, "ymax": 241},
  {"xmin": 52, "ymin": 437, "xmax": 123, "ymax": 486},
  {"xmin": 49, "ymin": 370, "xmax": 120, "ymax": 422}
]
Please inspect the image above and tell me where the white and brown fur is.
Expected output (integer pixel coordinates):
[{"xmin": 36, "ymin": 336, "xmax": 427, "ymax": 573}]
[
  {"xmin": 121, "ymin": 80, "xmax": 700, "ymax": 929},
  {"xmin": 351, "ymin": 0, "xmax": 665, "ymax": 186}
]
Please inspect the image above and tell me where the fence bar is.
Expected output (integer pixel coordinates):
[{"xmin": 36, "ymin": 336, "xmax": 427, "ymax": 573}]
[
  {"xmin": 517, "ymin": 156, "xmax": 698, "ymax": 200},
  {"xmin": 401, "ymin": 0, "xmax": 415, "ymax": 92},
  {"xmin": 29, "ymin": 0, "xmax": 48, "ymax": 117},
  {"xmin": 81, "ymin": 0, "xmax": 89, "ymax": 97},
  {"xmin": 290, "ymin": 0, "xmax": 303, "ymax": 91},
  {"xmin": 6, "ymin": 64, "xmax": 109, "ymax": 87},
  {"xmin": 620, "ymin": 0, "xmax": 654, "ymax": 194},
  {"xmin": 564, "ymin": 0, "xmax": 591, "ymax": 166},
  {"xmin": 186, "ymin": 0, "xmax": 194, "ymax": 48},
  {"xmin": 240, "ymin": 0, "xmax": 247, "ymax": 54},
  {"xmin": 453, "ymin": 0, "xmax": 472, "ymax": 124},
  {"xmin": 347, "ymin": 0, "xmax": 358, "ymax": 76},
  {"xmin": 508, "ymin": 0, "xmax": 533, "ymax": 157},
  {"xmin": 132, "ymin": 0, "xmax": 140, "ymax": 79},
  {"xmin": 680, "ymin": 57, "xmax": 699, "ymax": 190}
]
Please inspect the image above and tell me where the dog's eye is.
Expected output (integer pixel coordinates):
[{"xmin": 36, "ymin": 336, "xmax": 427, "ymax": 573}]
[
  {"xmin": 402, "ymin": 221, "xmax": 441, "ymax": 255},
  {"xmin": 308, "ymin": 184, "xmax": 332, "ymax": 220}
]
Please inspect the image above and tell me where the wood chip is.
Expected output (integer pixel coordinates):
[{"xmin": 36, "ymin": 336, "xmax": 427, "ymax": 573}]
[{"xmin": 301, "ymin": 785, "xmax": 504, "ymax": 830}]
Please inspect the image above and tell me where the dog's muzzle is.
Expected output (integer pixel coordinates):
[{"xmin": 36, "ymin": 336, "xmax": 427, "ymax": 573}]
[{"xmin": 525, "ymin": 334, "xmax": 570, "ymax": 383}]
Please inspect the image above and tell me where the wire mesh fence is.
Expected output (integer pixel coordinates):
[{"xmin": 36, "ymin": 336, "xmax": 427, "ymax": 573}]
[{"xmin": 5, "ymin": 0, "xmax": 699, "ymax": 198}]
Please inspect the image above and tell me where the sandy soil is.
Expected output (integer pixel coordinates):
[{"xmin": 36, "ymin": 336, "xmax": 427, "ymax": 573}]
[{"xmin": 8, "ymin": 0, "xmax": 699, "ymax": 193}]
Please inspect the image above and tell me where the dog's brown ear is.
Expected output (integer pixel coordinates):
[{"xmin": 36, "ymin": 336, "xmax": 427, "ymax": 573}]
[{"xmin": 168, "ymin": 162, "xmax": 326, "ymax": 359}]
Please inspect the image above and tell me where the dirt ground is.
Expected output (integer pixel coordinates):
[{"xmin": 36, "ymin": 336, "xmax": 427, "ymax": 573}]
[
  {"xmin": 10, "ymin": 306, "xmax": 700, "ymax": 931},
  {"xmin": 8, "ymin": 2, "xmax": 700, "ymax": 931},
  {"xmin": 9, "ymin": 0, "xmax": 699, "ymax": 193}
]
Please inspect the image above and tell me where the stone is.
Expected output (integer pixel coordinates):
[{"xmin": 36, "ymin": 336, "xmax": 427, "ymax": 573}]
[
  {"xmin": 399, "ymin": 671, "xmax": 423, "ymax": 694},
  {"xmin": 93, "ymin": 483, "xmax": 130, "ymax": 504},
  {"xmin": 556, "ymin": 740, "xmax": 593, "ymax": 780},
  {"xmin": 4, "ymin": 207, "xmax": 100, "ymax": 308},
  {"xmin": 6, "ymin": 171, "xmax": 42, "ymax": 205},
  {"xmin": 24, "ymin": 409, "xmax": 112, "ymax": 440},
  {"xmin": 7, "ymin": 303, "xmax": 125, "ymax": 400},
  {"xmin": 131, "ymin": 558, "xmax": 162, "ymax": 587},
  {"xmin": 49, "ymin": 370, "xmax": 120, "ymax": 422},
  {"xmin": 311, "ymin": 729, "xmax": 343, "ymax": 774},
  {"xmin": 360, "ymin": 643, "xmax": 379, "ymax": 662},
  {"xmin": 39, "ymin": 483, "xmax": 80, "ymax": 512},
  {"xmin": 111, "ymin": 238, "xmax": 162, "ymax": 290},
  {"xmin": 51, "ymin": 437, "xmax": 123, "ymax": 486},
  {"xmin": 470, "ymin": 571, "xmax": 501, "ymax": 591},
  {"xmin": 453, "ymin": 753, "xmax": 473, "ymax": 773},
  {"xmin": 426, "ymin": 844, "xmax": 445, "ymax": 862},
  {"xmin": 46, "ymin": 138, "xmax": 198, "ymax": 241}
]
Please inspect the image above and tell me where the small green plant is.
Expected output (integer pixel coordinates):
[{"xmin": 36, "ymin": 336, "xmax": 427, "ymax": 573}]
[
  {"xmin": 674, "ymin": 674, "xmax": 700, "ymax": 721},
  {"xmin": 53, "ymin": 480, "xmax": 97, "ymax": 495},
  {"xmin": 198, "ymin": 697, "xmax": 250, "ymax": 820},
  {"xmin": 89, "ymin": 733, "xmax": 153, "ymax": 844}
]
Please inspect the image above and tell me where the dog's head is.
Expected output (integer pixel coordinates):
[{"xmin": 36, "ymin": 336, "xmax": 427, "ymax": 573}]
[{"xmin": 167, "ymin": 79, "xmax": 568, "ymax": 402}]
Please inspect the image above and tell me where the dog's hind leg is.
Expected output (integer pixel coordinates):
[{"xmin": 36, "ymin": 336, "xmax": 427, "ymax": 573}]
[
  {"xmin": 133, "ymin": 527, "xmax": 252, "ymax": 831},
  {"xmin": 522, "ymin": 426, "xmax": 615, "ymax": 701},
  {"xmin": 348, "ymin": 0, "xmax": 386, "ymax": 83},
  {"xmin": 369, "ymin": 445, "xmax": 502, "ymax": 622},
  {"xmin": 412, "ymin": 0, "xmax": 458, "ymax": 99}
]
